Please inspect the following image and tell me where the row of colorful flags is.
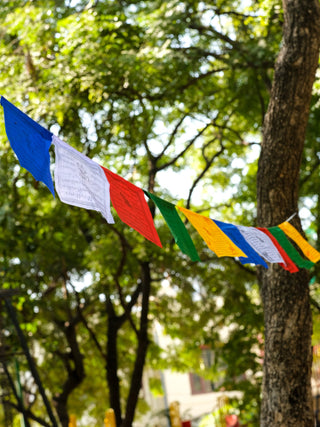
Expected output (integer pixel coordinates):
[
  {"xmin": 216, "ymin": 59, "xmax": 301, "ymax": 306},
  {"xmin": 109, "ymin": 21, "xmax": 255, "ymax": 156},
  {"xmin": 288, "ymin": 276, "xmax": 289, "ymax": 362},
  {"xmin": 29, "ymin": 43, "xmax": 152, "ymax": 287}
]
[{"xmin": 1, "ymin": 96, "xmax": 320, "ymax": 270}]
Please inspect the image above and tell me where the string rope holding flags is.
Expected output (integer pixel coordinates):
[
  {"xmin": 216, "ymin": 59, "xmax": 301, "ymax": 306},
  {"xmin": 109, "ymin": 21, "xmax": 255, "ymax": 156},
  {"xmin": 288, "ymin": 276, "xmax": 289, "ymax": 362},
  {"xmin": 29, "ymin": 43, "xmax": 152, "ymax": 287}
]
[{"xmin": 1, "ymin": 96, "xmax": 319, "ymax": 272}]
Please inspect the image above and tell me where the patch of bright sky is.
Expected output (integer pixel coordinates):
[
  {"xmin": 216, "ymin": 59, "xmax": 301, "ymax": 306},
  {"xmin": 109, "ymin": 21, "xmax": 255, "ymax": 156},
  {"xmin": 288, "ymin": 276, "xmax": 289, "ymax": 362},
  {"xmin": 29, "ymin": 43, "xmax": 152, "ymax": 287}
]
[
  {"xmin": 68, "ymin": 0, "xmax": 84, "ymax": 8},
  {"xmin": 158, "ymin": 278, "xmax": 177, "ymax": 297},
  {"xmin": 300, "ymin": 196, "xmax": 317, "ymax": 235},
  {"xmin": 69, "ymin": 271, "xmax": 95, "ymax": 292},
  {"xmin": 80, "ymin": 111, "xmax": 98, "ymax": 143}
]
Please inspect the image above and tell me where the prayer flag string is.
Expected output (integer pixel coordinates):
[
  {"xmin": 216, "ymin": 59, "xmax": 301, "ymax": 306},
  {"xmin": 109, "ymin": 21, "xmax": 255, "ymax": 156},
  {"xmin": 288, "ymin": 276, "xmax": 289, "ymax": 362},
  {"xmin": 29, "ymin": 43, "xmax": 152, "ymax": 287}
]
[{"xmin": 1, "ymin": 96, "xmax": 319, "ymax": 272}]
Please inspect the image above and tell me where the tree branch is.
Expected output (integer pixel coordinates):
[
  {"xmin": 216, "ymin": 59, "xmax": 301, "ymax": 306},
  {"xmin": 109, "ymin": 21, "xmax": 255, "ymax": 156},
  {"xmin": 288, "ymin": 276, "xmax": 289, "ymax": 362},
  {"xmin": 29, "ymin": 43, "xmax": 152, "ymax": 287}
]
[
  {"xmin": 158, "ymin": 122, "xmax": 212, "ymax": 172},
  {"xmin": 186, "ymin": 139, "xmax": 225, "ymax": 208}
]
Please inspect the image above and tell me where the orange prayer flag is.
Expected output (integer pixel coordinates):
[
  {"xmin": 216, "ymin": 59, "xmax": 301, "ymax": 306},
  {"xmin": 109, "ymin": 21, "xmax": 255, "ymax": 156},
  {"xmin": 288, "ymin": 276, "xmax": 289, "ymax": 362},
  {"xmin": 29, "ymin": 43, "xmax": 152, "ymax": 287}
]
[
  {"xmin": 177, "ymin": 206, "xmax": 246, "ymax": 258},
  {"xmin": 278, "ymin": 221, "xmax": 320, "ymax": 263}
]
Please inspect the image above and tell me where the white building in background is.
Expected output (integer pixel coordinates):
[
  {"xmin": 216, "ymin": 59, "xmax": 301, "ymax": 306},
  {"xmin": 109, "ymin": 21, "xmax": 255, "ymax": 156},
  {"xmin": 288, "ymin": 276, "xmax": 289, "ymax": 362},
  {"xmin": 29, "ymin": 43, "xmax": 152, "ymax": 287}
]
[{"xmin": 138, "ymin": 322, "xmax": 242, "ymax": 427}]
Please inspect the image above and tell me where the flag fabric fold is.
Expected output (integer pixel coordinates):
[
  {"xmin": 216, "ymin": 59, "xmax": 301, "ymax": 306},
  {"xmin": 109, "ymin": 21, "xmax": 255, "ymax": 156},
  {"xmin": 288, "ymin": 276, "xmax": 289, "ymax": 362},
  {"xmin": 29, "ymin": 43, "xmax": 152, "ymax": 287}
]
[
  {"xmin": 237, "ymin": 225, "xmax": 285, "ymax": 264},
  {"xmin": 0, "ymin": 96, "xmax": 54, "ymax": 195},
  {"xmin": 258, "ymin": 227, "xmax": 299, "ymax": 273},
  {"xmin": 213, "ymin": 220, "xmax": 268, "ymax": 268},
  {"xmin": 278, "ymin": 221, "xmax": 320, "ymax": 263},
  {"xmin": 101, "ymin": 167, "xmax": 162, "ymax": 247},
  {"xmin": 177, "ymin": 206, "xmax": 246, "ymax": 258},
  {"xmin": 267, "ymin": 226, "xmax": 314, "ymax": 270},
  {"xmin": 53, "ymin": 135, "xmax": 114, "ymax": 223},
  {"xmin": 145, "ymin": 192, "xmax": 200, "ymax": 261}
]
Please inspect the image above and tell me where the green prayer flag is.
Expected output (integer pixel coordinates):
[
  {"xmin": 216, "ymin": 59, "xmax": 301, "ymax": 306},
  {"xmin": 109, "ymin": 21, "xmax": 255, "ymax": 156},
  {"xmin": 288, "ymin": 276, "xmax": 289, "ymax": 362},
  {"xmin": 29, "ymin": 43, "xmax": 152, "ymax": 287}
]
[
  {"xmin": 268, "ymin": 226, "xmax": 314, "ymax": 270},
  {"xmin": 145, "ymin": 191, "xmax": 200, "ymax": 262}
]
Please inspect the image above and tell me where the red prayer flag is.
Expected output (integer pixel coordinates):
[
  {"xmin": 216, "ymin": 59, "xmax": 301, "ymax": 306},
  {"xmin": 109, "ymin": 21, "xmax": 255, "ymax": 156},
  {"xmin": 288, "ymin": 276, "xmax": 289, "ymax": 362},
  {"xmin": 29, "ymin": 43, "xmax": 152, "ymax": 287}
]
[
  {"xmin": 101, "ymin": 167, "xmax": 162, "ymax": 247},
  {"xmin": 258, "ymin": 227, "xmax": 299, "ymax": 273}
]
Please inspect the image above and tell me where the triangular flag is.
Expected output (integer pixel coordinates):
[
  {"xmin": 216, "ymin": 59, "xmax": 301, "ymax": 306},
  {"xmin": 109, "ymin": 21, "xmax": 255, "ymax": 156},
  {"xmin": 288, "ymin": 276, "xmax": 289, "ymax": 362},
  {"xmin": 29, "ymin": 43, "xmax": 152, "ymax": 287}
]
[
  {"xmin": 213, "ymin": 219, "xmax": 268, "ymax": 268},
  {"xmin": 278, "ymin": 221, "xmax": 320, "ymax": 263},
  {"xmin": 145, "ymin": 192, "xmax": 200, "ymax": 261},
  {"xmin": 53, "ymin": 135, "xmax": 114, "ymax": 223},
  {"xmin": 101, "ymin": 167, "xmax": 162, "ymax": 247},
  {"xmin": 258, "ymin": 227, "xmax": 299, "ymax": 273},
  {"xmin": 177, "ymin": 206, "xmax": 246, "ymax": 258},
  {"xmin": 1, "ymin": 96, "xmax": 54, "ymax": 195},
  {"xmin": 237, "ymin": 225, "xmax": 285, "ymax": 264},
  {"xmin": 268, "ymin": 226, "xmax": 314, "ymax": 270}
]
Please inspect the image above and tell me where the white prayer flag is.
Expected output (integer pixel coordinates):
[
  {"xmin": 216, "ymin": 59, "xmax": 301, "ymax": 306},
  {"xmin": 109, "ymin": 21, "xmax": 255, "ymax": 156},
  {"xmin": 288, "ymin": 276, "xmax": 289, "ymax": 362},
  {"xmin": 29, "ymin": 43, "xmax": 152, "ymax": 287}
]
[
  {"xmin": 53, "ymin": 135, "xmax": 114, "ymax": 223},
  {"xmin": 237, "ymin": 225, "xmax": 284, "ymax": 264}
]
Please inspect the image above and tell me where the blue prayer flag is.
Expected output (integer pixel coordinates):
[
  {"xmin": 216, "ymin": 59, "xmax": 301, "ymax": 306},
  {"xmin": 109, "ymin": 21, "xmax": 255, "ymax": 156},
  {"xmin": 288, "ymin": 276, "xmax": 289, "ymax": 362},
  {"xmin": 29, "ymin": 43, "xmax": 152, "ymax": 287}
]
[
  {"xmin": 213, "ymin": 219, "xmax": 268, "ymax": 268},
  {"xmin": 0, "ymin": 97, "xmax": 54, "ymax": 196}
]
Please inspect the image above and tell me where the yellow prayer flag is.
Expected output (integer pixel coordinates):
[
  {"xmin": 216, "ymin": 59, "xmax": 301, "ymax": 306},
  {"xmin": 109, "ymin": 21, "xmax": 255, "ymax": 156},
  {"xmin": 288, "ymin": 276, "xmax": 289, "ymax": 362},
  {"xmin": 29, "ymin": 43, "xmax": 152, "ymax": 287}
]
[
  {"xmin": 104, "ymin": 409, "xmax": 116, "ymax": 427},
  {"xmin": 68, "ymin": 415, "xmax": 77, "ymax": 427},
  {"xmin": 177, "ymin": 206, "xmax": 246, "ymax": 258},
  {"xmin": 278, "ymin": 221, "xmax": 320, "ymax": 263}
]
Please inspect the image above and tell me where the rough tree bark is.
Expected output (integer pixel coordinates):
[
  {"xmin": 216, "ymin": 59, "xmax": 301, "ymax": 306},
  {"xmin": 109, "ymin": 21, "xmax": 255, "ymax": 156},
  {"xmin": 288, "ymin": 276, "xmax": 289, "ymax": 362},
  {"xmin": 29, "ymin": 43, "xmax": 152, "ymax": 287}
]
[
  {"xmin": 122, "ymin": 262, "xmax": 151, "ymax": 427},
  {"xmin": 106, "ymin": 261, "xmax": 152, "ymax": 427},
  {"xmin": 53, "ymin": 320, "xmax": 85, "ymax": 427},
  {"xmin": 257, "ymin": 0, "xmax": 320, "ymax": 426},
  {"xmin": 106, "ymin": 295, "xmax": 123, "ymax": 427}
]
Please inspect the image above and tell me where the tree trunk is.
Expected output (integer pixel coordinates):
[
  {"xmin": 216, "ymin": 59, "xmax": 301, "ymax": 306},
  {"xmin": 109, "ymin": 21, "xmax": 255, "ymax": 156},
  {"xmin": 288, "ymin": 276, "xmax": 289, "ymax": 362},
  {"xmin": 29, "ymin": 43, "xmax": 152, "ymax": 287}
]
[
  {"xmin": 53, "ymin": 322, "xmax": 85, "ymax": 427},
  {"xmin": 106, "ymin": 296, "xmax": 123, "ymax": 427},
  {"xmin": 122, "ymin": 261, "xmax": 151, "ymax": 427},
  {"xmin": 257, "ymin": 1, "xmax": 320, "ymax": 426}
]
